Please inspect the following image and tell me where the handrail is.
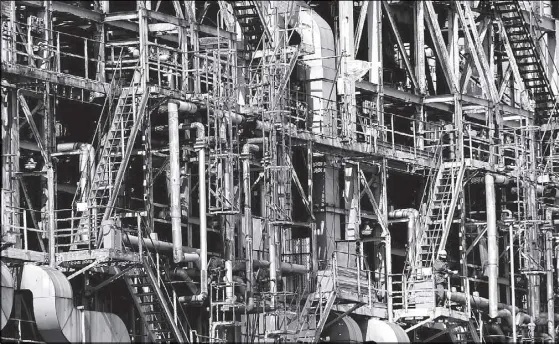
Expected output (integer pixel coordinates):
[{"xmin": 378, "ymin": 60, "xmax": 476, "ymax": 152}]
[{"xmin": 121, "ymin": 216, "xmax": 192, "ymax": 342}]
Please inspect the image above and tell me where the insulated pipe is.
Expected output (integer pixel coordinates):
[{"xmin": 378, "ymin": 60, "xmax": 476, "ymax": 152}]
[
  {"xmin": 388, "ymin": 209, "xmax": 419, "ymax": 247},
  {"xmin": 192, "ymin": 122, "xmax": 208, "ymax": 302},
  {"xmin": 485, "ymin": 174, "xmax": 498, "ymax": 318},
  {"xmin": 168, "ymin": 100, "xmax": 183, "ymax": 264},
  {"xmin": 242, "ymin": 142, "xmax": 261, "ymax": 311},
  {"xmin": 124, "ymin": 235, "xmax": 200, "ymax": 262}
]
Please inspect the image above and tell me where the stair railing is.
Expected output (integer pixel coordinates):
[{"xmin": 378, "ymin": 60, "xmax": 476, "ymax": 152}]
[
  {"xmin": 122, "ymin": 216, "xmax": 193, "ymax": 343},
  {"xmin": 405, "ymin": 130, "xmax": 445, "ymax": 278}
]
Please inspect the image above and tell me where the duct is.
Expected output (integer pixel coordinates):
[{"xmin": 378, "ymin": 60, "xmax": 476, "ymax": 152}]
[
  {"xmin": 363, "ymin": 319, "xmax": 410, "ymax": 343},
  {"xmin": 1, "ymin": 261, "xmax": 14, "ymax": 330},
  {"xmin": 20, "ymin": 264, "xmax": 130, "ymax": 342},
  {"xmin": 388, "ymin": 209, "xmax": 419, "ymax": 247},
  {"xmin": 267, "ymin": 1, "xmax": 336, "ymax": 135},
  {"xmin": 215, "ymin": 109, "xmax": 244, "ymax": 125},
  {"xmin": 485, "ymin": 174, "xmax": 498, "ymax": 318},
  {"xmin": 242, "ymin": 142, "xmax": 260, "ymax": 311}
]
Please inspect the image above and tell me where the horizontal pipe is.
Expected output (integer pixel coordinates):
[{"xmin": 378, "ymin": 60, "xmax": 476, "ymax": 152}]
[
  {"xmin": 123, "ymin": 235, "xmax": 198, "ymax": 254},
  {"xmin": 158, "ymin": 99, "xmax": 198, "ymax": 114}
]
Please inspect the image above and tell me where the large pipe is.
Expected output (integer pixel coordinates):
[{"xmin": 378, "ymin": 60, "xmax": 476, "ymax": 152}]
[
  {"xmin": 124, "ymin": 235, "xmax": 199, "ymax": 258},
  {"xmin": 21, "ymin": 264, "xmax": 130, "ymax": 342},
  {"xmin": 485, "ymin": 173, "xmax": 498, "ymax": 318},
  {"xmin": 388, "ymin": 209, "xmax": 419, "ymax": 248},
  {"xmin": 447, "ymin": 292, "xmax": 532, "ymax": 327},
  {"xmin": 168, "ymin": 100, "xmax": 183, "ymax": 264},
  {"xmin": 242, "ymin": 141, "xmax": 261, "ymax": 311},
  {"xmin": 192, "ymin": 122, "xmax": 208, "ymax": 303}
]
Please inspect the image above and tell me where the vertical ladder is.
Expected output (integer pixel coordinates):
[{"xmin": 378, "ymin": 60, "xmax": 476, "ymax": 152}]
[
  {"xmin": 295, "ymin": 290, "xmax": 337, "ymax": 343},
  {"xmin": 415, "ymin": 161, "xmax": 465, "ymax": 274}
]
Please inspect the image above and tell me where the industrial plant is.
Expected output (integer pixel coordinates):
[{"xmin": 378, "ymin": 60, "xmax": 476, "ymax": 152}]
[{"xmin": 2, "ymin": 0, "xmax": 559, "ymax": 342}]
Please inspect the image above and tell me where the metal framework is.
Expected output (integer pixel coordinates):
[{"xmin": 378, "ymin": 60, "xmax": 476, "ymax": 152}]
[{"xmin": 1, "ymin": 0, "xmax": 559, "ymax": 343}]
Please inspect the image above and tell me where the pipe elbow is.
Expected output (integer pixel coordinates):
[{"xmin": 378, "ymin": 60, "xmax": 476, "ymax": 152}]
[
  {"xmin": 191, "ymin": 122, "xmax": 205, "ymax": 140},
  {"xmin": 242, "ymin": 143, "xmax": 260, "ymax": 155}
]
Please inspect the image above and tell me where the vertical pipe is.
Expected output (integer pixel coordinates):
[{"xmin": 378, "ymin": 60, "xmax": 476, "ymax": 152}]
[
  {"xmin": 47, "ymin": 166, "xmax": 56, "ymax": 267},
  {"xmin": 546, "ymin": 231, "xmax": 555, "ymax": 341},
  {"xmin": 485, "ymin": 173, "xmax": 498, "ymax": 318},
  {"xmin": 168, "ymin": 100, "xmax": 183, "ymax": 264},
  {"xmin": 242, "ymin": 143, "xmax": 259, "ymax": 309},
  {"xmin": 192, "ymin": 123, "xmax": 208, "ymax": 298}
]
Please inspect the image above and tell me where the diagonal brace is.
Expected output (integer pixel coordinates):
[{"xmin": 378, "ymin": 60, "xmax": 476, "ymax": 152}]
[{"xmin": 18, "ymin": 93, "xmax": 49, "ymax": 164}]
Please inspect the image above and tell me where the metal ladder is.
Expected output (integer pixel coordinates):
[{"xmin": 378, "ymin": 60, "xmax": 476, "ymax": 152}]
[
  {"xmin": 448, "ymin": 319, "xmax": 481, "ymax": 344},
  {"xmin": 415, "ymin": 161, "xmax": 465, "ymax": 274},
  {"xmin": 295, "ymin": 290, "xmax": 337, "ymax": 343},
  {"xmin": 493, "ymin": 0, "xmax": 557, "ymax": 122},
  {"xmin": 123, "ymin": 233, "xmax": 189, "ymax": 343}
]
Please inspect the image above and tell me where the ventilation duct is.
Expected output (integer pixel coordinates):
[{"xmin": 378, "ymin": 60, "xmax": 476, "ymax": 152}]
[
  {"xmin": 1, "ymin": 261, "xmax": 14, "ymax": 330},
  {"xmin": 20, "ymin": 264, "xmax": 130, "ymax": 342}
]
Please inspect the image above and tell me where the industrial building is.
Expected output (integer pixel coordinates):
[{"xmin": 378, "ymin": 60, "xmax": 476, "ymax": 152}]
[{"xmin": 1, "ymin": 0, "xmax": 559, "ymax": 342}]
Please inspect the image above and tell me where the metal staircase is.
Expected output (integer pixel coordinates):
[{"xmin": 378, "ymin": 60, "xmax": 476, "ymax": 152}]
[
  {"xmin": 493, "ymin": 0, "xmax": 557, "ymax": 123},
  {"xmin": 86, "ymin": 70, "xmax": 149, "ymax": 247},
  {"xmin": 123, "ymin": 230, "xmax": 190, "ymax": 343},
  {"xmin": 414, "ymin": 161, "xmax": 466, "ymax": 276},
  {"xmin": 230, "ymin": 1, "xmax": 272, "ymax": 54},
  {"xmin": 448, "ymin": 319, "xmax": 480, "ymax": 344},
  {"xmin": 295, "ymin": 290, "xmax": 337, "ymax": 343}
]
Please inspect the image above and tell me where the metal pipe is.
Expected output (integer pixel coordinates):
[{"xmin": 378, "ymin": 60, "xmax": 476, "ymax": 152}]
[
  {"xmin": 485, "ymin": 173, "xmax": 498, "ymax": 318},
  {"xmin": 124, "ymin": 235, "xmax": 199, "ymax": 255},
  {"xmin": 168, "ymin": 100, "xmax": 183, "ymax": 264},
  {"xmin": 242, "ymin": 142, "xmax": 260, "ymax": 311},
  {"xmin": 546, "ymin": 231, "xmax": 555, "ymax": 341},
  {"xmin": 192, "ymin": 122, "xmax": 208, "ymax": 300},
  {"xmin": 388, "ymin": 209, "xmax": 419, "ymax": 248},
  {"xmin": 510, "ymin": 224, "xmax": 517, "ymax": 341}
]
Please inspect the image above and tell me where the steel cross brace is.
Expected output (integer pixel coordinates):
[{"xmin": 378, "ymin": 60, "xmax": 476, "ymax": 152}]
[
  {"xmin": 85, "ymin": 264, "xmax": 136, "ymax": 296},
  {"xmin": 67, "ymin": 258, "xmax": 106, "ymax": 280}
]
